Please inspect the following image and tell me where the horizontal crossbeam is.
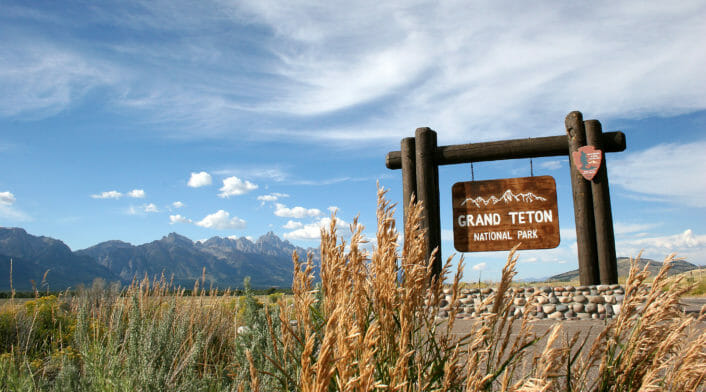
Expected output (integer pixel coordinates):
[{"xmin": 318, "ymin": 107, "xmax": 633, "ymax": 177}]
[{"xmin": 385, "ymin": 131, "xmax": 626, "ymax": 170}]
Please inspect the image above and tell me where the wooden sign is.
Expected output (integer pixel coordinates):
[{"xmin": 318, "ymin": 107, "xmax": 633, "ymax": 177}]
[
  {"xmin": 452, "ymin": 176, "xmax": 560, "ymax": 252},
  {"xmin": 572, "ymin": 145, "xmax": 602, "ymax": 180}
]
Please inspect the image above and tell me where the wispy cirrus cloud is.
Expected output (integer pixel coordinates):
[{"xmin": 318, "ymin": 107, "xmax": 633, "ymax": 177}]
[
  {"xmin": 611, "ymin": 141, "xmax": 706, "ymax": 208},
  {"xmin": 617, "ymin": 229, "xmax": 706, "ymax": 265},
  {"xmin": 3, "ymin": 1, "xmax": 704, "ymax": 144}
]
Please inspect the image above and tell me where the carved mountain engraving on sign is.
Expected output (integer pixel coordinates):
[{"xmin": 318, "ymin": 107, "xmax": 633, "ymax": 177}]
[{"xmin": 452, "ymin": 176, "xmax": 560, "ymax": 252}]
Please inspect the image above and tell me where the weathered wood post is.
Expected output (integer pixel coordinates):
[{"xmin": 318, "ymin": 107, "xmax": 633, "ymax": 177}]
[
  {"xmin": 566, "ymin": 111, "xmax": 600, "ymax": 285},
  {"xmin": 401, "ymin": 137, "xmax": 417, "ymax": 228},
  {"xmin": 414, "ymin": 127, "xmax": 442, "ymax": 278},
  {"xmin": 585, "ymin": 120, "xmax": 618, "ymax": 284}
]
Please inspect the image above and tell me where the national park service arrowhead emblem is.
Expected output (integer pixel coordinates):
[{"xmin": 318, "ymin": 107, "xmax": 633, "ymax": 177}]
[{"xmin": 572, "ymin": 145, "xmax": 602, "ymax": 181}]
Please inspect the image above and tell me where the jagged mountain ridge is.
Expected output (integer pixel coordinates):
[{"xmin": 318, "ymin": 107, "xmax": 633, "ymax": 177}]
[{"xmin": 0, "ymin": 227, "xmax": 317, "ymax": 290}]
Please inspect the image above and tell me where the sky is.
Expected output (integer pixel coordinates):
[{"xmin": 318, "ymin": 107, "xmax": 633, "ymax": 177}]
[{"xmin": 1, "ymin": 0, "xmax": 705, "ymax": 281}]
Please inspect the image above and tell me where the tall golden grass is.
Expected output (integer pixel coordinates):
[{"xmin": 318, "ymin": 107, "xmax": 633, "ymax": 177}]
[
  {"xmin": 0, "ymin": 187, "xmax": 703, "ymax": 391},
  {"xmin": 263, "ymin": 187, "xmax": 705, "ymax": 391}
]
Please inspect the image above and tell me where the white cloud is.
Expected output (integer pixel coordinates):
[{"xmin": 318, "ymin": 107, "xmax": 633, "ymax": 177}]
[
  {"xmin": 327, "ymin": 206, "xmax": 338, "ymax": 213},
  {"xmin": 0, "ymin": 40, "xmax": 117, "ymax": 118},
  {"xmin": 0, "ymin": 191, "xmax": 29, "ymax": 221},
  {"xmin": 0, "ymin": 191, "xmax": 16, "ymax": 205},
  {"xmin": 218, "ymin": 176, "xmax": 258, "ymax": 198},
  {"xmin": 257, "ymin": 192, "xmax": 289, "ymax": 204},
  {"xmin": 232, "ymin": 1, "xmax": 706, "ymax": 143},
  {"xmin": 91, "ymin": 190, "xmax": 122, "ymax": 199},
  {"xmin": 187, "ymin": 171, "xmax": 212, "ymax": 188},
  {"xmin": 126, "ymin": 203, "xmax": 159, "ymax": 215},
  {"xmin": 127, "ymin": 189, "xmax": 146, "ymax": 198},
  {"xmin": 274, "ymin": 203, "xmax": 321, "ymax": 218},
  {"xmin": 283, "ymin": 217, "xmax": 347, "ymax": 240},
  {"xmin": 214, "ymin": 168, "xmax": 288, "ymax": 182},
  {"xmin": 472, "ymin": 262, "xmax": 487, "ymax": 271},
  {"xmin": 283, "ymin": 220, "xmax": 303, "ymax": 229},
  {"xmin": 519, "ymin": 257, "xmax": 538, "ymax": 264},
  {"xmin": 611, "ymin": 141, "xmax": 706, "ymax": 208},
  {"xmin": 195, "ymin": 210, "xmax": 247, "ymax": 230},
  {"xmin": 617, "ymin": 229, "xmax": 706, "ymax": 265},
  {"xmin": 3, "ymin": 2, "xmax": 705, "ymax": 144},
  {"xmin": 169, "ymin": 214, "xmax": 191, "ymax": 224},
  {"xmin": 172, "ymin": 201, "xmax": 184, "ymax": 209}
]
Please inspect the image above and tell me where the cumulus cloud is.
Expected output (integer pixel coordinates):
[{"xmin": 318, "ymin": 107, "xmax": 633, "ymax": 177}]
[
  {"xmin": 472, "ymin": 262, "xmax": 487, "ymax": 271},
  {"xmin": 257, "ymin": 192, "xmax": 289, "ymax": 205},
  {"xmin": 127, "ymin": 189, "xmax": 146, "ymax": 198},
  {"xmin": 169, "ymin": 214, "xmax": 191, "ymax": 224},
  {"xmin": 274, "ymin": 203, "xmax": 322, "ymax": 218},
  {"xmin": 218, "ymin": 176, "xmax": 258, "ymax": 198},
  {"xmin": 187, "ymin": 171, "xmax": 212, "ymax": 188},
  {"xmin": 283, "ymin": 217, "xmax": 347, "ymax": 240},
  {"xmin": 143, "ymin": 203, "xmax": 158, "ymax": 213},
  {"xmin": 0, "ymin": 191, "xmax": 15, "ymax": 205},
  {"xmin": 0, "ymin": 191, "xmax": 29, "ymax": 221},
  {"xmin": 91, "ymin": 190, "xmax": 122, "ymax": 199},
  {"xmin": 195, "ymin": 210, "xmax": 246, "ymax": 230},
  {"xmin": 611, "ymin": 141, "xmax": 706, "ymax": 208},
  {"xmin": 283, "ymin": 220, "xmax": 303, "ymax": 229},
  {"xmin": 172, "ymin": 201, "xmax": 184, "ymax": 209}
]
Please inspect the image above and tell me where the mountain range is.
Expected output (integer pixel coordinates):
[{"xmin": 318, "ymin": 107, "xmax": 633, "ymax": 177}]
[{"xmin": 0, "ymin": 227, "xmax": 317, "ymax": 291}]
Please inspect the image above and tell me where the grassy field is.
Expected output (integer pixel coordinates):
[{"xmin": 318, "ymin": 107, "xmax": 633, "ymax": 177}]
[{"xmin": 1, "ymin": 189, "xmax": 704, "ymax": 391}]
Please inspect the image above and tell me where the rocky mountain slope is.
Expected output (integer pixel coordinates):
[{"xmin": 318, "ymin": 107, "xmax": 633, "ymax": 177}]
[{"xmin": 0, "ymin": 227, "xmax": 316, "ymax": 291}]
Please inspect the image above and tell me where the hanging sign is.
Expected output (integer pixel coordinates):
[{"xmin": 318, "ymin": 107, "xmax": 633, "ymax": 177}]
[
  {"xmin": 452, "ymin": 176, "xmax": 560, "ymax": 252},
  {"xmin": 572, "ymin": 145, "xmax": 602, "ymax": 181}
]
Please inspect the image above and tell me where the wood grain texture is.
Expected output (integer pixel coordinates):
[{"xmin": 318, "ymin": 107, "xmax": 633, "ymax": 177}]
[{"xmin": 452, "ymin": 176, "xmax": 560, "ymax": 252}]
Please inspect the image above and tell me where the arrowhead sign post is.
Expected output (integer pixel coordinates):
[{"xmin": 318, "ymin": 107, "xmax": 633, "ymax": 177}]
[{"xmin": 452, "ymin": 176, "xmax": 560, "ymax": 252}]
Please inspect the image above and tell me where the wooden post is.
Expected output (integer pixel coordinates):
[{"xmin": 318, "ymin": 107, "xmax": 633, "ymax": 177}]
[
  {"xmin": 401, "ymin": 137, "xmax": 417, "ymax": 228},
  {"xmin": 566, "ymin": 112, "xmax": 600, "ymax": 285},
  {"xmin": 585, "ymin": 120, "xmax": 618, "ymax": 284},
  {"xmin": 415, "ymin": 127, "xmax": 442, "ymax": 279}
]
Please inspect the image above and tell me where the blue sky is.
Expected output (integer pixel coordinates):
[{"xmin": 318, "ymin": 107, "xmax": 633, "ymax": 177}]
[{"xmin": 1, "ymin": 0, "xmax": 705, "ymax": 281}]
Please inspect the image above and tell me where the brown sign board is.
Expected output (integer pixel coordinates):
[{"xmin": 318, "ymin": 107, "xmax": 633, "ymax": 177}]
[{"xmin": 452, "ymin": 176, "xmax": 560, "ymax": 252}]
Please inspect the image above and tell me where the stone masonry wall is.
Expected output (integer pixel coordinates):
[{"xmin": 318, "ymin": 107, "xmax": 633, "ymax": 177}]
[{"xmin": 438, "ymin": 284, "xmax": 626, "ymax": 321}]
